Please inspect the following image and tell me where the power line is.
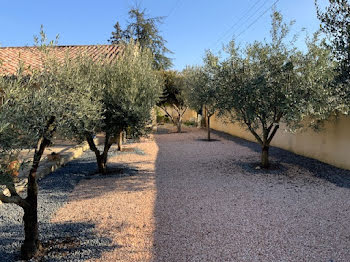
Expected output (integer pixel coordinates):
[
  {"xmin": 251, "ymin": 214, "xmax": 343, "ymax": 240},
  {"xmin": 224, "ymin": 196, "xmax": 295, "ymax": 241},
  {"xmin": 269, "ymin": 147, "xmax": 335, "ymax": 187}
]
[
  {"xmin": 194, "ymin": 0, "xmax": 274, "ymax": 66},
  {"xmin": 166, "ymin": 0, "xmax": 183, "ymax": 20},
  {"xmin": 192, "ymin": 0, "xmax": 281, "ymax": 68},
  {"xmin": 228, "ymin": 0, "xmax": 274, "ymax": 40},
  {"xmin": 208, "ymin": 0, "xmax": 266, "ymax": 50},
  {"xmin": 235, "ymin": 0, "xmax": 280, "ymax": 40}
]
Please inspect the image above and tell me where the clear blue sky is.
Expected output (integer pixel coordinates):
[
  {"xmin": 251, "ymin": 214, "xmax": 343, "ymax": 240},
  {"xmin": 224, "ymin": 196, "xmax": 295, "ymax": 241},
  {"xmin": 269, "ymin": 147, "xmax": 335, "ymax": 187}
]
[{"xmin": 0, "ymin": 0, "xmax": 328, "ymax": 70}]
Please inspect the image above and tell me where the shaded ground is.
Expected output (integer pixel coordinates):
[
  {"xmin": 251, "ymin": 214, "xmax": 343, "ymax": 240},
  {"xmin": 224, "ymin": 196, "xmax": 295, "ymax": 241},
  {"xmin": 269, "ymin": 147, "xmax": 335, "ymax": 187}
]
[
  {"xmin": 1, "ymin": 127, "xmax": 350, "ymax": 261},
  {"xmin": 0, "ymin": 147, "xmax": 121, "ymax": 261}
]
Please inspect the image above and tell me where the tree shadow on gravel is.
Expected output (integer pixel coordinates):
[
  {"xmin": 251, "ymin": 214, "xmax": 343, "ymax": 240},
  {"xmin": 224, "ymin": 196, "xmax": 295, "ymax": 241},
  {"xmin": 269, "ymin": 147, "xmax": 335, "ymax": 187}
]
[
  {"xmin": 154, "ymin": 128, "xmax": 170, "ymax": 135},
  {"xmin": 39, "ymin": 149, "xmax": 151, "ymax": 202},
  {"xmin": 0, "ymin": 221, "xmax": 119, "ymax": 262},
  {"xmin": 1, "ymin": 145, "xmax": 157, "ymax": 262},
  {"xmin": 152, "ymin": 129, "xmax": 350, "ymax": 261},
  {"xmin": 155, "ymin": 126, "xmax": 189, "ymax": 135},
  {"xmin": 68, "ymin": 169, "xmax": 155, "ymax": 202},
  {"xmin": 232, "ymin": 160, "xmax": 289, "ymax": 175},
  {"xmin": 195, "ymin": 138, "xmax": 220, "ymax": 142},
  {"xmin": 211, "ymin": 129, "xmax": 350, "ymax": 189}
]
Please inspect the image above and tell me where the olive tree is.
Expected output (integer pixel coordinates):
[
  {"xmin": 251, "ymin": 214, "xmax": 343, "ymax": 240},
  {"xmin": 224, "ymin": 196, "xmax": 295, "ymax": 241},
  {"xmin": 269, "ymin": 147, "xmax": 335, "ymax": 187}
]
[
  {"xmin": 158, "ymin": 70, "xmax": 188, "ymax": 133},
  {"xmin": 0, "ymin": 53, "xmax": 102, "ymax": 259},
  {"xmin": 315, "ymin": 0, "xmax": 350, "ymax": 114},
  {"xmin": 184, "ymin": 51, "xmax": 220, "ymax": 140},
  {"xmin": 83, "ymin": 41, "xmax": 162, "ymax": 174},
  {"xmin": 217, "ymin": 11, "xmax": 335, "ymax": 168}
]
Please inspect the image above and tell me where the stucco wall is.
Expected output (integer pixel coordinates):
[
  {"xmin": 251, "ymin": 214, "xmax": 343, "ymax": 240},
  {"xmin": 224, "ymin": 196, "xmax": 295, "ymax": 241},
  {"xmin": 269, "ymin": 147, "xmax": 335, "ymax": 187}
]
[{"xmin": 210, "ymin": 113, "xmax": 350, "ymax": 170}]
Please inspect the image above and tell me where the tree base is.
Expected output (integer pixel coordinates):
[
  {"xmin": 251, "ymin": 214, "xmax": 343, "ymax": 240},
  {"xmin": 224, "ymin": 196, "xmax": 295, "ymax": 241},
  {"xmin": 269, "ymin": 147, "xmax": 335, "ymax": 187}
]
[
  {"xmin": 196, "ymin": 138, "xmax": 220, "ymax": 142},
  {"xmin": 260, "ymin": 164, "xmax": 270, "ymax": 169},
  {"xmin": 261, "ymin": 146, "xmax": 270, "ymax": 169},
  {"xmin": 21, "ymin": 240, "xmax": 42, "ymax": 260}
]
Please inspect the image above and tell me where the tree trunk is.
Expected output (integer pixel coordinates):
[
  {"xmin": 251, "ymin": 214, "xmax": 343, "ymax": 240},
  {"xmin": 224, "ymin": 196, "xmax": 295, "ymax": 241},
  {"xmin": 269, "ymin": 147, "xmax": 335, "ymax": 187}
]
[
  {"xmin": 21, "ymin": 206, "xmax": 40, "ymax": 259},
  {"xmin": 96, "ymin": 154, "xmax": 107, "ymax": 174},
  {"xmin": 197, "ymin": 114, "xmax": 202, "ymax": 128},
  {"xmin": 21, "ymin": 166, "xmax": 41, "ymax": 259},
  {"xmin": 176, "ymin": 116, "xmax": 182, "ymax": 133},
  {"xmin": 86, "ymin": 133, "xmax": 107, "ymax": 174},
  {"xmin": 20, "ymin": 117, "xmax": 55, "ymax": 259},
  {"xmin": 100, "ymin": 133, "xmax": 113, "ymax": 173},
  {"xmin": 207, "ymin": 116, "xmax": 211, "ymax": 141},
  {"xmin": 261, "ymin": 145, "xmax": 270, "ymax": 168},
  {"xmin": 122, "ymin": 131, "xmax": 127, "ymax": 144},
  {"xmin": 117, "ymin": 131, "xmax": 123, "ymax": 151}
]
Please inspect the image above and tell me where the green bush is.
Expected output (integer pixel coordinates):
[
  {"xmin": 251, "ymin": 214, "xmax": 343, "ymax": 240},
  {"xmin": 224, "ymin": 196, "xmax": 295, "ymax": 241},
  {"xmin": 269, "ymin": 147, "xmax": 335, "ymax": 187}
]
[
  {"xmin": 156, "ymin": 115, "xmax": 165, "ymax": 123},
  {"xmin": 184, "ymin": 120, "xmax": 196, "ymax": 126}
]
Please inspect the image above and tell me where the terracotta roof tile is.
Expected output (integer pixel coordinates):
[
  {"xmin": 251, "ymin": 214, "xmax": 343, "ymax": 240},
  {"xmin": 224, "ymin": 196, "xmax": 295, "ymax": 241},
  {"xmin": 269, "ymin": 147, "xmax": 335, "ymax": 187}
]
[{"xmin": 0, "ymin": 45, "xmax": 120, "ymax": 75}]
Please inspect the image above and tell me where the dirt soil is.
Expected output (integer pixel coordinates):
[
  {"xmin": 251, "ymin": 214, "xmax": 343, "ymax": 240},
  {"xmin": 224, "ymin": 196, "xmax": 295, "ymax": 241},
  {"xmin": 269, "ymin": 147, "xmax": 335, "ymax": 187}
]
[{"xmin": 51, "ymin": 127, "xmax": 350, "ymax": 261}]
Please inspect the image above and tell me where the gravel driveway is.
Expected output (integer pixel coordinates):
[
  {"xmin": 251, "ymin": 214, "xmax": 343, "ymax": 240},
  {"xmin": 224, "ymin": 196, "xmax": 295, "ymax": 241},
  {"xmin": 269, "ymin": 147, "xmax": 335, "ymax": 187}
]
[
  {"xmin": 1, "ymin": 127, "xmax": 350, "ymax": 261},
  {"xmin": 153, "ymin": 128, "xmax": 350, "ymax": 261}
]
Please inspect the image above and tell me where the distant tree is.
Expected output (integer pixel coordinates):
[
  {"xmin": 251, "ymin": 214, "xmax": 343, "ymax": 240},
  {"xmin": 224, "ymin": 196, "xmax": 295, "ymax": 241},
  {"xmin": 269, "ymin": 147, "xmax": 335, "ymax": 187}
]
[
  {"xmin": 158, "ymin": 70, "xmax": 188, "ymax": 133},
  {"xmin": 109, "ymin": 22, "xmax": 125, "ymax": 44},
  {"xmin": 217, "ymin": 11, "xmax": 335, "ymax": 168},
  {"xmin": 184, "ymin": 51, "xmax": 220, "ymax": 140},
  {"xmin": 315, "ymin": 0, "xmax": 350, "ymax": 81},
  {"xmin": 0, "ymin": 51, "xmax": 102, "ymax": 259},
  {"xmin": 83, "ymin": 41, "xmax": 162, "ymax": 174},
  {"xmin": 315, "ymin": 0, "xmax": 350, "ymax": 113},
  {"xmin": 109, "ymin": 7, "xmax": 173, "ymax": 70}
]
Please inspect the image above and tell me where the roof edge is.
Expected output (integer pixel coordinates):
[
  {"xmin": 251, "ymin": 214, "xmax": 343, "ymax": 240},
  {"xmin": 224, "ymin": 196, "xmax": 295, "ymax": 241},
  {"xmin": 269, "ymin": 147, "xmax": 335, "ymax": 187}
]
[{"xmin": 0, "ymin": 44, "xmax": 116, "ymax": 49}]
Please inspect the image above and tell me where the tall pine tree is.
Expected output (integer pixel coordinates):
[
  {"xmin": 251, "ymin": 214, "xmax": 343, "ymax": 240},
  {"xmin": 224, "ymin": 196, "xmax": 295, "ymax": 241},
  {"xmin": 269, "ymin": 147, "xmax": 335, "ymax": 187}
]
[
  {"xmin": 108, "ymin": 22, "xmax": 124, "ymax": 44},
  {"xmin": 109, "ymin": 8, "xmax": 173, "ymax": 70}
]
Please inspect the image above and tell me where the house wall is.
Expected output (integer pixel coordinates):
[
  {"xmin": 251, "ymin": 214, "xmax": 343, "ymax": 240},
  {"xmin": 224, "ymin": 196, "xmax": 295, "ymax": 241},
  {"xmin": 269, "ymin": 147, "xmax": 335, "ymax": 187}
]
[{"xmin": 210, "ymin": 113, "xmax": 350, "ymax": 170}]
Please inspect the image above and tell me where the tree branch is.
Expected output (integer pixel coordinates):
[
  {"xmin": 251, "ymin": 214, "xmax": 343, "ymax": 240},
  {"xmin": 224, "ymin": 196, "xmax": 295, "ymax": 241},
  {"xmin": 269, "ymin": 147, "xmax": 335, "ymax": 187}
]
[
  {"xmin": 0, "ymin": 191, "xmax": 27, "ymax": 208},
  {"xmin": 7, "ymin": 182, "xmax": 20, "ymax": 197},
  {"xmin": 258, "ymin": 115, "xmax": 268, "ymax": 142},
  {"xmin": 173, "ymin": 104, "xmax": 180, "ymax": 113},
  {"xmin": 102, "ymin": 131, "xmax": 113, "ymax": 163},
  {"xmin": 267, "ymin": 124, "xmax": 280, "ymax": 144},
  {"xmin": 180, "ymin": 106, "xmax": 188, "ymax": 117},
  {"xmin": 85, "ymin": 132, "xmax": 101, "ymax": 156},
  {"xmin": 240, "ymin": 109, "xmax": 263, "ymax": 145},
  {"xmin": 266, "ymin": 122, "xmax": 274, "ymax": 135},
  {"xmin": 33, "ymin": 116, "xmax": 56, "ymax": 169},
  {"xmin": 159, "ymin": 106, "xmax": 176, "ymax": 125},
  {"xmin": 247, "ymin": 125, "xmax": 264, "ymax": 146}
]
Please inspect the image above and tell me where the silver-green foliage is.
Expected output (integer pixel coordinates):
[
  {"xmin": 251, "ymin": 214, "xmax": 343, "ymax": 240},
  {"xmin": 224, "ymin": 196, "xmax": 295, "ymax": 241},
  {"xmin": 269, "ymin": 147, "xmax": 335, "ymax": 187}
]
[
  {"xmin": 315, "ymin": 0, "xmax": 350, "ymax": 115},
  {"xmin": 0, "ymin": 32, "xmax": 104, "ymax": 259},
  {"xmin": 102, "ymin": 41, "xmax": 162, "ymax": 137},
  {"xmin": 158, "ymin": 70, "xmax": 189, "ymax": 133},
  {"xmin": 52, "ymin": 55, "xmax": 104, "ymax": 141},
  {"xmin": 184, "ymin": 51, "xmax": 220, "ymax": 117},
  {"xmin": 0, "ymin": 50, "xmax": 103, "ymax": 194},
  {"xmin": 216, "ymin": 11, "xmax": 335, "ymax": 167},
  {"xmin": 79, "ymin": 41, "xmax": 162, "ymax": 174}
]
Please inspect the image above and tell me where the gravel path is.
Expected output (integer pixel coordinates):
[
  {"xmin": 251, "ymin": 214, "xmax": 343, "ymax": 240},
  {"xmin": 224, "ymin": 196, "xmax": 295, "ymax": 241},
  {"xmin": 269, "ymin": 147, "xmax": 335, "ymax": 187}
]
[
  {"xmin": 1, "ymin": 127, "xmax": 350, "ymax": 261},
  {"xmin": 153, "ymin": 128, "xmax": 350, "ymax": 261}
]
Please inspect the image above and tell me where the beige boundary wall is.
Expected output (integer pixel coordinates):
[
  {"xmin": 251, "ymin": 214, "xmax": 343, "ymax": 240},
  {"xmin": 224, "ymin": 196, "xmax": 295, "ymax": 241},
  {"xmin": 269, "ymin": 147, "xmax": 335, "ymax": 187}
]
[
  {"xmin": 209, "ymin": 113, "xmax": 350, "ymax": 170},
  {"xmin": 157, "ymin": 105, "xmax": 350, "ymax": 170}
]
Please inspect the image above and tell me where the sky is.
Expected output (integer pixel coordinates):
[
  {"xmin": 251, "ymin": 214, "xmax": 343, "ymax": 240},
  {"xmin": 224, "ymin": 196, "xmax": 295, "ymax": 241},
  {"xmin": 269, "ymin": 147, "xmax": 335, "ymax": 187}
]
[{"xmin": 0, "ymin": 0, "xmax": 329, "ymax": 70}]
